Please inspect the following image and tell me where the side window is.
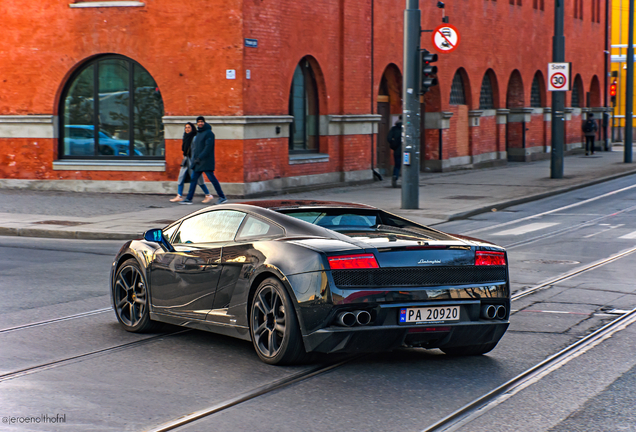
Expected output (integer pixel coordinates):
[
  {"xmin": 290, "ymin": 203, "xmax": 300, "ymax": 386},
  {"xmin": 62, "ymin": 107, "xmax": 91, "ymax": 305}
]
[
  {"xmin": 173, "ymin": 211, "xmax": 246, "ymax": 244},
  {"xmin": 162, "ymin": 224, "xmax": 179, "ymax": 242},
  {"xmin": 237, "ymin": 216, "xmax": 284, "ymax": 240}
]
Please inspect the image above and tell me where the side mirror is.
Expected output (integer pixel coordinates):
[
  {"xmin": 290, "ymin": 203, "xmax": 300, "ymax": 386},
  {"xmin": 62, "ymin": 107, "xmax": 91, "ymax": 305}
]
[{"xmin": 143, "ymin": 228, "xmax": 175, "ymax": 252}]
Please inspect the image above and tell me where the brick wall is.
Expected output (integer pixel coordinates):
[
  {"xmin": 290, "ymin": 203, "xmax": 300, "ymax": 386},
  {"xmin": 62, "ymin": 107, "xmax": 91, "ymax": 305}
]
[{"xmin": 0, "ymin": 0, "xmax": 607, "ymax": 186}]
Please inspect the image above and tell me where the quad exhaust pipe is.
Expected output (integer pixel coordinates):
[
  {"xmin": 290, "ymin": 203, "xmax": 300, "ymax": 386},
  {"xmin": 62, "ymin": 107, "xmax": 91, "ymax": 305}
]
[
  {"xmin": 481, "ymin": 304, "xmax": 497, "ymax": 320},
  {"xmin": 354, "ymin": 310, "xmax": 371, "ymax": 326},
  {"xmin": 336, "ymin": 310, "xmax": 372, "ymax": 327},
  {"xmin": 336, "ymin": 311, "xmax": 356, "ymax": 327},
  {"xmin": 481, "ymin": 304, "xmax": 507, "ymax": 320}
]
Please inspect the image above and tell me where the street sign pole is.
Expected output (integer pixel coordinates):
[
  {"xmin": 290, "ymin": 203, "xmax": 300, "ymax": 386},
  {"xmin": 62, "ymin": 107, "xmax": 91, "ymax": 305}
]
[
  {"xmin": 625, "ymin": 0, "xmax": 634, "ymax": 163},
  {"xmin": 551, "ymin": 0, "xmax": 565, "ymax": 179},
  {"xmin": 401, "ymin": 0, "xmax": 421, "ymax": 209}
]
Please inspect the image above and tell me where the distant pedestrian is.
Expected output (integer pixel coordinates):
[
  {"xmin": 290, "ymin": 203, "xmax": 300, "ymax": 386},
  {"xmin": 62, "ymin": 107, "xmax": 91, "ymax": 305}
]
[
  {"xmin": 387, "ymin": 115, "xmax": 403, "ymax": 188},
  {"xmin": 180, "ymin": 116, "xmax": 227, "ymax": 205},
  {"xmin": 170, "ymin": 122, "xmax": 214, "ymax": 203},
  {"xmin": 583, "ymin": 113, "xmax": 598, "ymax": 156}
]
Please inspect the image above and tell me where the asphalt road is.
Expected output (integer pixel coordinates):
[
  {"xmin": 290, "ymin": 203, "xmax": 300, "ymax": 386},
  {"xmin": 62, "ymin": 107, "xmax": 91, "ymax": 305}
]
[{"xmin": 1, "ymin": 176, "xmax": 635, "ymax": 432}]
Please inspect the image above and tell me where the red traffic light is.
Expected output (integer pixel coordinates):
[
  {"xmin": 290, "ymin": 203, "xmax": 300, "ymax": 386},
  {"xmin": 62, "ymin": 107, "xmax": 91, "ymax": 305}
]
[{"xmin": 609, "ymin": 82, "xmax": 617, "ymax": 97}]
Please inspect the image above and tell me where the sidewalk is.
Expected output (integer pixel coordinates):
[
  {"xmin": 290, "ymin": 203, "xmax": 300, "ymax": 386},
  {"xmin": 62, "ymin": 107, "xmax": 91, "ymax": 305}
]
[{"xmin": 1, "ymin": 148, "xmax": 635, "ymax": 241}]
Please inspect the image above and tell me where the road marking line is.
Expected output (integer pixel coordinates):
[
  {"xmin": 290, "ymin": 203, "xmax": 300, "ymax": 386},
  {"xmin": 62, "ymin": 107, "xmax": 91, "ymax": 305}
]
[
  {"xmin": 492, "ymin": 222, "xmax": 560, "ymax": 236},
  {"xmin": 463, "ymin": 183, "xmax": 636, "ymax": 235},
  {"xmin": 619, "ymin": 230, "xmax": 636, "ymax": 239},
  {"xmin": 517, "ymin": 309, "xmax": 589, "ymax": 316}
]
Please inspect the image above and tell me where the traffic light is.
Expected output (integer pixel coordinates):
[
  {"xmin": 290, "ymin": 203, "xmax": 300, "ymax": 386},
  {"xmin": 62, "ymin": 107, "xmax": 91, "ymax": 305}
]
[
  {"xmin": 420, "ymin": 49, "xmax": 438, "ymax": 94},
  {"xmin": 610, "ymin": 80, "xmax": 617, "ymax": 105}
]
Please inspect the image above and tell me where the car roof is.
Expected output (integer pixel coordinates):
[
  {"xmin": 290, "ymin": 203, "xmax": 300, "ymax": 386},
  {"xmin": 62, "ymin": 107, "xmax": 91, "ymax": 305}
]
[
  {"xmin": 238, "ymin": 200, "xmax": 377, "ymax": 211},
  {"xmin": 173, "ymin": 202, "xmax": 375, "ymax": 240}
]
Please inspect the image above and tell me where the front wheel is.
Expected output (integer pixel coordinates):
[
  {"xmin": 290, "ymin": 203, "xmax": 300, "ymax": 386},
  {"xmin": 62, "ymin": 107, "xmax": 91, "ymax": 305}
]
[
  {"xmin": 250, "ymin": 277, "xmax": 307, "ymax": 365},
  {"xmin": 113, "ymin": 259, "xmax": 159, "ymax": 333},
  {"xmin": 441, "ymin": 341, "xmax": 499, "ymax": 356}
]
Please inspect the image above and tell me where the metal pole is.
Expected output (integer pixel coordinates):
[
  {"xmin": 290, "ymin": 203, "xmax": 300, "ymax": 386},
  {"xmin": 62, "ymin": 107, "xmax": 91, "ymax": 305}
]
[
  {"xmin": 625, "ymin": 0, "xmax": 634, "ymax": 163},
  {"xmin": 551, "ymin": 0, "xmax": 565, "ymax": 179},
  {"xmin": 603, "ymin": 0, "xmax": 610, "ymax": 151},
  {"xmin": 401, "ymin": 0, "xmax": 421, "ymax": 209}
]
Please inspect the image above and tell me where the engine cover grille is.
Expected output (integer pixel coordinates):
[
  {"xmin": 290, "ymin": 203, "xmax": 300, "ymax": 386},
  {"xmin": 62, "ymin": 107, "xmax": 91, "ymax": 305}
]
[{"xmin": 331, "ymin": 266, "xmax": 507, "ymax": 288}]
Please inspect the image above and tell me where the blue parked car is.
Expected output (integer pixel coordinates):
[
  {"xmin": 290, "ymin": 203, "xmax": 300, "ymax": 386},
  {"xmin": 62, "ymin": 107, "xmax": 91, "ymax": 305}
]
[{"xmin": 64, "ymin": 125, "xmax": 146, "ymax": 156}]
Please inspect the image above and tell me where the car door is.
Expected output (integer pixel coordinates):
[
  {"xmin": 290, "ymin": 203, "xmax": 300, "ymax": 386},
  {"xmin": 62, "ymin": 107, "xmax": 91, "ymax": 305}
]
[
  {"xmin": 150, "ymin": 210, "xmax": 246, "ymax": 320},
  {"xmin": 210, "ymin": 215, "xmax": 285, "ymax": 316}
]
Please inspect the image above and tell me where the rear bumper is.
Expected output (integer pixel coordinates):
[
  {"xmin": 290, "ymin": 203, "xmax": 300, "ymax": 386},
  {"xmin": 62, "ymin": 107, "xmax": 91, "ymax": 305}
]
[{"xmin": 303, "ymin": 321, "xmax": 509, "ymax": 354}]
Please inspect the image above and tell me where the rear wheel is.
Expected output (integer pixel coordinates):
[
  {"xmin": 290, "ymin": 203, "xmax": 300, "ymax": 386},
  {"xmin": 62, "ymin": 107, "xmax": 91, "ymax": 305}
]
[
  {"xmin": 441, "ymin": 341, "xmax": 499, "ymax": 356},
  {"xmin": 113, "ymin": 259, "xmax": 159, "ymax": 333},
  {"xmin": 250, "ymin": 277, "xmax": 306, "ymax": 365}
]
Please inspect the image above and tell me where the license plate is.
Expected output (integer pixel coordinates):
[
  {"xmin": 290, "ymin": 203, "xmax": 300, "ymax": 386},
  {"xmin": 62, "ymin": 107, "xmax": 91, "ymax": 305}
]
[{"xmin": 399, "ymin": 306, "xmax": 460, "ymax": 323}]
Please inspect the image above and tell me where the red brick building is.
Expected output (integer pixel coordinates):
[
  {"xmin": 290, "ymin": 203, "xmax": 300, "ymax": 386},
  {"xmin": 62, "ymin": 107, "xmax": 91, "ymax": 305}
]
[{"xmin": 0, "ymin": 0, "xmax": 608, "ymax": 196}]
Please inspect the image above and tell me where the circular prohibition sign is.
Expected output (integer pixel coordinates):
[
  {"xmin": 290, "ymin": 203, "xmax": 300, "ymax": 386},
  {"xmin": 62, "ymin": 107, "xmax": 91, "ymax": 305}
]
[
  {"xmin": 431, "ymin": 24, "xmax": 460, "ymax": 53},
  {"xmin": 551, "ymin": 72, "xmax": 567, "ymax": 89}
]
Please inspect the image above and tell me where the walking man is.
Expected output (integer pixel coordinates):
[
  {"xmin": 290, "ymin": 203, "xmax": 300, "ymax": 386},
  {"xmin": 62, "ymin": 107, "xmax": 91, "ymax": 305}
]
[
  {"xmin": 387, "ymin": 115, "xmax": 403, "ymax": 188},
  {"xmin": 180, "ymin": 116, "xmax": 227, "ymax": 205},
  {"xmin": 582, "ymin": 113, "xmax": 598, "ymax": 156}
]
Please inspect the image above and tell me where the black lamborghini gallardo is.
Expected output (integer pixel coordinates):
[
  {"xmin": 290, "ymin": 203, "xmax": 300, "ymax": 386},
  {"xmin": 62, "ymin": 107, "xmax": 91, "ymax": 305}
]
[{"xmin": 110, "ymin": 200, "xmax": 509, "ymax": 365}]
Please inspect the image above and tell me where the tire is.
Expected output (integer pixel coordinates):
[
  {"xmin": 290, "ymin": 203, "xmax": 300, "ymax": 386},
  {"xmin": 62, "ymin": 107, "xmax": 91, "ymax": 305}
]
[
  {"xmin": 441, "ymin": 341, "xmax": 499, "ymax": 356},
  {"xmin": 113, "ymin": 258, "xmax": 160, "ymax": 333},
  {"xmin": 250, "ymin": 277, "xmax": 307, "ymax": 365}
]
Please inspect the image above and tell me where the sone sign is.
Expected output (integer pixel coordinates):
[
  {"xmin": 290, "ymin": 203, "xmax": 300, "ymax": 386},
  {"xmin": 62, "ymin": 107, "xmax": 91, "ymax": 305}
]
[{"xmin": 548, "ymin": 62, "xmax": 572, "ymax": 92}]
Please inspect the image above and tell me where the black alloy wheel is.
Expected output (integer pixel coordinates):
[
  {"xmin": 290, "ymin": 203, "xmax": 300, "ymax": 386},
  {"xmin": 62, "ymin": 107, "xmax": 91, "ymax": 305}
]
[
  {"xmin": 250, "ymin": 277, "xmax": 306, "ymax": 365},
  {"xmin": 113, "ymin": 259, "xmax": 158, "ymax": 333}
]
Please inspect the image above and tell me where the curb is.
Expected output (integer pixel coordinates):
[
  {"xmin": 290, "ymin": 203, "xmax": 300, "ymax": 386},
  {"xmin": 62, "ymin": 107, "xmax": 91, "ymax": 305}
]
[
  {"xmin": 443, "ymin": 168, "xmax": 636, "ymax": 223},
  {"xmin": 0, "ymin": 227, "xmax": 139, "ymax": 241}
]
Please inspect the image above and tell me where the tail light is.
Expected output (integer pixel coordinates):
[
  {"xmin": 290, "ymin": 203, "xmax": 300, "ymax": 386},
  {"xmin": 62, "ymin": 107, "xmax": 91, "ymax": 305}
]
[
  {"xmin": 328, "ymin": 254, "xmax": 379, "ymax": 270},
  {"xmin": 475, "ymin": 251, "xmax": 506, "ymax": 266}
]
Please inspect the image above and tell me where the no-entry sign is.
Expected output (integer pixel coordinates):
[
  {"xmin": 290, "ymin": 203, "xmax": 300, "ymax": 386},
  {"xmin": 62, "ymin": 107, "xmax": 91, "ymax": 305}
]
[
  {"xmin": 548, "ymin": 63, "xmax": 571, "ymax": 91},
  {"xmin": 432, "ymin": 24, "xmax": 460, "ymax": 53}
]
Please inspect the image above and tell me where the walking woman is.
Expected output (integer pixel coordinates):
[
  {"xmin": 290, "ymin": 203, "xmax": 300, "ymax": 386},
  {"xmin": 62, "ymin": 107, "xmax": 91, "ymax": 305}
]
[{"xmin": 170, "ymin": 122, "xmax": 214, "ymax": 203}]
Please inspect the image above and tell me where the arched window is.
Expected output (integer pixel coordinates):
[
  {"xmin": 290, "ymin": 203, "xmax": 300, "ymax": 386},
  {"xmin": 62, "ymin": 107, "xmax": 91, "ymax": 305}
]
[
  {"xmin": 571, "ymin": 76, "xmax": 583, "ymax": 108},
  {"xmin": 60, "ymin": 55, "xmax": 164, "ymax": 159},
  {"xmin": 479, "ymin": 73, "xmax": 494, "ymax": 110},
  {"xmin": 289, "ymin": 59, "xmax": 319, "ymax": 153},
  {"xmin": 450, "ymin": 72, "xmax": 466, "ymax": 105},
  {"xmin": 530, "ymin": 74, "xmax": 543, "ymax": 108}
]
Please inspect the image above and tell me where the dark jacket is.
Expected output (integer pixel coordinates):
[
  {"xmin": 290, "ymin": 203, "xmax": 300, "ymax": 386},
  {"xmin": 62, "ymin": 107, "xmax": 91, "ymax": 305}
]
[
  {"xmin": 387, "ymin": 122, "xmax": 402, "ymax": 165},
  {"xmin": 583, "ymin": 118, "xmax": 598, "ymax": 137},
  {"xmin": 192, "ymin": 123, "xmax": 216, "ymax": 172}
]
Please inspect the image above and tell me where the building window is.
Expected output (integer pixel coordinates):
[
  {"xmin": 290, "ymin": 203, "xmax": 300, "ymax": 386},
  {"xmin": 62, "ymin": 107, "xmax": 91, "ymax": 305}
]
[
  {"xmin": 289, "ymin": 59, "xmax": 319, "ymax": 153},
  {"xmin": 450, "ymin": 72, "xmax": 466, "ymax": 105},
  {"xmin": 530, "ymin": 75, "xmax": 542, "ymax": 107},
  {"xmin": 479, "ymin": 74, "xmax": 494, "ymax": 110},
  {"xmin": 60, "ymin": 55, "xmax": 164, "ymax": 159},
  {"xmin": 571, "ymin": 82, "xmax": 581, "ymax": 108}
]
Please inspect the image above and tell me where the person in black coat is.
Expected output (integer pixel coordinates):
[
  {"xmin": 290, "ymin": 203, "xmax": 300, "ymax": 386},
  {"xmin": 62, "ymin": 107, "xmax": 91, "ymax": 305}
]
[
  {"xmin": 387, "ymin": 116, "xmax": 403, "ymax": 188},
  {"xmin": 180, "ymin": 116, "xmax": 227, "ymax": 205},
  {"xmin": 170, "ymin": 122, "xmax": 213, "ymax": 203}
]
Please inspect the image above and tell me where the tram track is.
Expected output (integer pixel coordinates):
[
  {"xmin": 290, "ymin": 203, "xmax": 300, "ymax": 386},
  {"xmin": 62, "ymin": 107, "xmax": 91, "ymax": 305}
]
[
  {"xmin": 421, "ymin": 306, "xmax": 636, "ymax": 432},
  {"xmin": 0, "ymin": 307, "xmax": 111, "ymax": 334},
  {"xmin": 143, "ymin": 357, "xmax": 360, "ymax": 432},
  {"xmin": 0, "ymin": 329, "xmax": 190, "ymax": 383}
]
